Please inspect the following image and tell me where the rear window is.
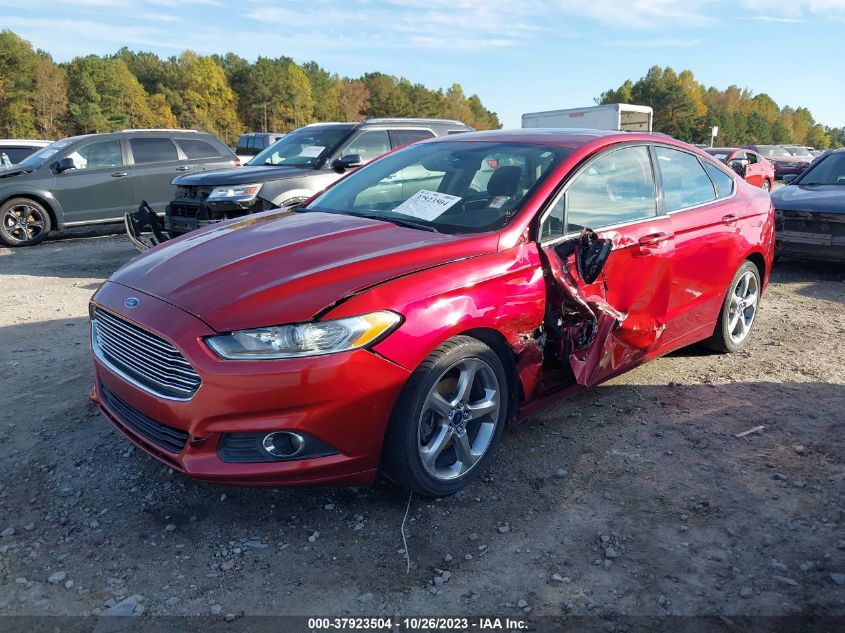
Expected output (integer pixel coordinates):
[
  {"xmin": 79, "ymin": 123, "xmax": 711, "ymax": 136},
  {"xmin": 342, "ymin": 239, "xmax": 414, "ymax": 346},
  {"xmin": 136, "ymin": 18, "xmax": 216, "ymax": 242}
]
[
  {"xmin": 130, "ymin": 138, "xmax": 179, "ymax": 164},
  {"xmin": 655, "ymin": 147, "xmax": 716, "ymax": 211},
  {"xmin": 177, "ymin": 138, "xmax": 222, "ymax": 159},
  {"xmin": 702, "ymin": 161, "xmax": 736, "ymax": 199},
  {"xmin": 392, "ymin": 129, "xmax": 435, "ymax": 147}
]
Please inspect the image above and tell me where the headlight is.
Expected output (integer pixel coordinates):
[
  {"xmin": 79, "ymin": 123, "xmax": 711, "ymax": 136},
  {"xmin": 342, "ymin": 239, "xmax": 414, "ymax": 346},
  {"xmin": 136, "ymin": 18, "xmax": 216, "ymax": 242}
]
[
  {"xmin": 207, "ymin": 183, "xmax": 263, "ymax": 202},
  {"xmin": 205, "ymin": 311, "xmax": 402, "ymax": 360}
]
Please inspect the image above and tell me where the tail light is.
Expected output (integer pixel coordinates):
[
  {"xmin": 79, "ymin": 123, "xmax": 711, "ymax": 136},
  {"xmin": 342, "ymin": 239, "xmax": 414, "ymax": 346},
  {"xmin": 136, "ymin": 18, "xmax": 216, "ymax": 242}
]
[{"xmin": 232, "ymin": 157, "xmax": 241, "ymax": 167}]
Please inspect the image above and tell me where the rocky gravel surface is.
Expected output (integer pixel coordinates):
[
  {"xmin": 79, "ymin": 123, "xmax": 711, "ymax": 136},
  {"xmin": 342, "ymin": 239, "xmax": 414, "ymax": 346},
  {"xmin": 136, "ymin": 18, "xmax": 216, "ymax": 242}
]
[{"xmin": 0, "ymin": 229, "xmax": 843, "ymax": 625}]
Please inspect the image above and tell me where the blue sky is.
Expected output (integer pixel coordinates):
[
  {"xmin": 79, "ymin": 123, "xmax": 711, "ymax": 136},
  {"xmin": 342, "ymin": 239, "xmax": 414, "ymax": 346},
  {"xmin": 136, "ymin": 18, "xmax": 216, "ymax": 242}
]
[{"xmin": 3, "ymin": 0, "xmax": 844, "ymax": 131}]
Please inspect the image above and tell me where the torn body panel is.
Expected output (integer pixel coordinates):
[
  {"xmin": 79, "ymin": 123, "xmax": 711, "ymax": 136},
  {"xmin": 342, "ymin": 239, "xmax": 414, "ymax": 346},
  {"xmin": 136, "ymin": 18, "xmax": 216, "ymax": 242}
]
[{"xmin": 539, "ymin": 227, "xmax": 671, "ymax": 388}]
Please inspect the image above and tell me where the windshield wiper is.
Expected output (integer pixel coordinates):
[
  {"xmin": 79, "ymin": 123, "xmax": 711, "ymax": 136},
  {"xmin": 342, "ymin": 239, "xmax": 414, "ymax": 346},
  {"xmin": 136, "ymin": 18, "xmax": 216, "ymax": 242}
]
[{"xmin": 354, "ymin": 212, "xmax": 439, "ymax": 233}]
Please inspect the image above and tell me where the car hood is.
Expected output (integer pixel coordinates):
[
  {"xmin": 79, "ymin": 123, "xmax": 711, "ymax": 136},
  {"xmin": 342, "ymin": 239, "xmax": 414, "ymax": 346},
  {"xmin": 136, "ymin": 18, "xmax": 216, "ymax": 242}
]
[
  {"xmin": 173, "ymin": 165, "xmax": 313, "ymax": 186},
  {"xmin": 110, "ymin": 209, "xmax": 498, "ymax": 332},
  {"xmin": 769, "ymin": 155, "xmax": 807, "ymax": 164},
  {"xmin": 772, "ymin": 185, "xmax": 845, "ymax": 213}
]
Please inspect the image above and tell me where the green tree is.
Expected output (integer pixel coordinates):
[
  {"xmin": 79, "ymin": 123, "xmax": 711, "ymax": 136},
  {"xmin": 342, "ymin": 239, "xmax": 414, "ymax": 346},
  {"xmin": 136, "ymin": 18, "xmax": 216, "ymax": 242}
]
[
  {"xmin": 33, "ymin": 56, "xmax": 68, "ymax": 138},
  {"xmin": 0, "ymin": 30, "xmax": 39, "ymax": 137},
  {"xmin": 175, "ymin": 51, "xmax": 242, "ymax": 142}
]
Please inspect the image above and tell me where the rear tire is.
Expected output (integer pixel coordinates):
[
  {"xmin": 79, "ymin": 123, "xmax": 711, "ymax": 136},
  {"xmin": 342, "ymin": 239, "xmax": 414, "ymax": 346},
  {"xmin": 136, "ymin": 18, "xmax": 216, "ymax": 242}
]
[
  {"xmin": 703, "ymin": 261, "xmax": 761, "ymax": 353},
  {"xmin": 381, "ymin": 336, "xmax": 508, "ymax": 497},
  {"xmin": 0, "ymin": 197, "xmax": 51, "ymax": 247}
]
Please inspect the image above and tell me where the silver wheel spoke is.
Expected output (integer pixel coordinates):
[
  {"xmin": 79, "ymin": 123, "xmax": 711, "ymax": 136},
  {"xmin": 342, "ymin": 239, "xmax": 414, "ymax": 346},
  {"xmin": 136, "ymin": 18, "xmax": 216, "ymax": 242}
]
[
  {"xmin": 453, "ymin": 432, "xmax": 476, "ymax": 471},
  {"xmin": 428, "ymin": 392, "xmax": 453, "ymax": 419},
  {"xmin": 420, "ymin": 423, "xmax": 452, "ymax": 468},
  {"xmin": 453, "ymin": 360, "xmax": 479, "ymax": 404},
  {"xmin": 467, "ymin": 388, "xmax": 498, "ymax": 420}
]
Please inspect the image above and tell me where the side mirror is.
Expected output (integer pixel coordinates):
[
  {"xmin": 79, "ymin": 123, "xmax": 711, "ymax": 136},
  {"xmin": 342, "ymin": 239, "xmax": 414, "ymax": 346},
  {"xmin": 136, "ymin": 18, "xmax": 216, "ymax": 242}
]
[
  {"xmin": 575, "ymin": 230, "xmax": 612, "ymax": 285},
  {"xmin": 783, "ymin": 174, "xmax": 797, "ymax": 185},
  {"xmin": 53, "ymin": 157, "xmax": 76, "ymax": 173},
  {"xmin": 331, "ymin": 154, "xmax": 363, "ymax": 174}
]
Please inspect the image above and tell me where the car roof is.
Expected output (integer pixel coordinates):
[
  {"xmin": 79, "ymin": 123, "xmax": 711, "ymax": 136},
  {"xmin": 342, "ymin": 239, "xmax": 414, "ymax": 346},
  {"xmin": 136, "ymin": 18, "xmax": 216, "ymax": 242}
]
[
  {"xmin": 424, "ymin": 128, "xmax": 685, "ymax": 149},
  {"xmin": 0, "ymin": 139, "xmax": 52, "ymax": 146},
  {"xmin": 51, "ymin": 130, "xmax": 215, "ymax": 144}
]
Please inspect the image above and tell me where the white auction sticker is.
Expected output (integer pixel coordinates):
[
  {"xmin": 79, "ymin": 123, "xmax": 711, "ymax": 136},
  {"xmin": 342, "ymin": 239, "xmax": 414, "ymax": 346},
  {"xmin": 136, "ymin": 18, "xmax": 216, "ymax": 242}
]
[
  {"xmin": 393, "ymin": 190, "xmax": 461, "ymax": 221},
  {"xmin": 298, "ymin": 145, "xmax": 325, "ymax": 158}
]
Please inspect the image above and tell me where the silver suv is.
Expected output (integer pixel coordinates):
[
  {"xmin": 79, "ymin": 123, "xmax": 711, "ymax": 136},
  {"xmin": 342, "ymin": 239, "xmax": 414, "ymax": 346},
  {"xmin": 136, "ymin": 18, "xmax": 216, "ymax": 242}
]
[{"xmin": 126, "ymin": 118, "xmax": 473, "ymax": 250}]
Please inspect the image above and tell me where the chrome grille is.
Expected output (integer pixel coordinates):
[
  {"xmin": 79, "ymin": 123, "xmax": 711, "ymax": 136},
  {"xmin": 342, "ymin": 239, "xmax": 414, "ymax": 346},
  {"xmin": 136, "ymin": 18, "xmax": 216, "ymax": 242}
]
[{"xmin": 92, "ymin": 307, "xmax": 201, "ymax": 400}]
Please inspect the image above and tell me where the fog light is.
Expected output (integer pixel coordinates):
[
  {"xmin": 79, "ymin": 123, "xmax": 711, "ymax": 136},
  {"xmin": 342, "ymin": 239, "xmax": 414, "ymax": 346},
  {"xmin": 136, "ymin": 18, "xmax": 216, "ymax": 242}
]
[{"xmin": 262, "ymin": 431, "xmax": 305, "ymax": 457}]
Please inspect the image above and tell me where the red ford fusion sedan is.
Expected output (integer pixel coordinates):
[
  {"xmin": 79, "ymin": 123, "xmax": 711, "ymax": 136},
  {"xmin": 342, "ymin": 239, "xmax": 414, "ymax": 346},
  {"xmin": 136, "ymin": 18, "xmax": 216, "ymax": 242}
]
[{"xmin": 89, "ymin": 130, "xmax": 774, "ymax": 496}]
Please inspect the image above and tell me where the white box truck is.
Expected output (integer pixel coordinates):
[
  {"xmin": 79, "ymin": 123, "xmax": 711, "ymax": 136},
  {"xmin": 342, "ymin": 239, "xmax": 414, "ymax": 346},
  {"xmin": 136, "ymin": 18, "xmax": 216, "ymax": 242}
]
[{"xmin": 521, "ymin": 104, "xmax": 653, "ymax": 132}]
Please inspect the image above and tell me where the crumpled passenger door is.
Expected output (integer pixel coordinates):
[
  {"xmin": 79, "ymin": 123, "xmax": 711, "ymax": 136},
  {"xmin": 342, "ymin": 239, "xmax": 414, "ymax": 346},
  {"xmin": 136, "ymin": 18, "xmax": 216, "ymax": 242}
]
[{"xmin": 540, "ymin": 220, "xmax": 674, "ymax": 387}]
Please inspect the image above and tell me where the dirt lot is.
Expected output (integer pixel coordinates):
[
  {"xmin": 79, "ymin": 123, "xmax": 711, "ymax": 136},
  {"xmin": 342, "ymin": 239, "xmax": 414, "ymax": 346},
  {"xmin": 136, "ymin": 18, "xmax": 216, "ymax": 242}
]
[{"xmin": 0, "ymin": 226, "xmax": 843, "ymax": 626}]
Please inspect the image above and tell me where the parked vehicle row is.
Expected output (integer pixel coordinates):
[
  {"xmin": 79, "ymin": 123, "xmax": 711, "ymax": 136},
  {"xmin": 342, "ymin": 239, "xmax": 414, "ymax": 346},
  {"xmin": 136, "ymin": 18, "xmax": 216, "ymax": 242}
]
[
  {"xmin": 0, "ymin": 129, "xmax": 239, "ymax": 247},
  {"xmin": 772, "ymin": 147, "xmax": 845, "ymax": 261},
  {"xmin": 89, "ymin": 129, "xmax": 775, "ymax": 495},
  {"xmin": 126, "ymin": 118, "xmax": 474, "ymax": 250},
  {"xmin": 704, "ymin": 147, "xmax": 775, "ymax": 191}
]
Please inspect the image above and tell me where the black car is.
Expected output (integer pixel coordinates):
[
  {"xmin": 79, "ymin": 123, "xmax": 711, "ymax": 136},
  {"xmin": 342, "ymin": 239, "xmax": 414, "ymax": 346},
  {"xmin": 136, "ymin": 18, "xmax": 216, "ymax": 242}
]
[
  {"xmin": 771, "ymin": 148, "xmax": 845, "ymax": 261},
  {"xmin": 125, "ymin": 118, "xmax": 474, "ymax": 249},
  {"xmin": 0, "ymin": 130, "xmax": 237, "ymax": 247}
]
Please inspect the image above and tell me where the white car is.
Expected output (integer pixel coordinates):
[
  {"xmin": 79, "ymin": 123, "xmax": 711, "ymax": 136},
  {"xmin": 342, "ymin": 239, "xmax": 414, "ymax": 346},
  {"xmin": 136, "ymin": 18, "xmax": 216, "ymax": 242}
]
[{"xmin": 0, "ymin": 139, "xmax": 52, "ymax": 166}]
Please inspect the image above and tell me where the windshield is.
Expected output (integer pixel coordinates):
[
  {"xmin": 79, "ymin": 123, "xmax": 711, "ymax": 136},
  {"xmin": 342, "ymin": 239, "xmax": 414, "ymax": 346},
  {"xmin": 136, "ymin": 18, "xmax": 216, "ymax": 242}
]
[
  {"xmin": 785, "ymin": 147, "xmax": 811, "ymax": 157},
  {"xmin": 16, "ymin": 139, "xmax": 72, "ymax": 170},
  {"xmin": 248, "ymin": 126, "xmax": 353, "ymax": 167},
  {"xmin": 758, "ymin": 146, "xmax": 791, "ymax": 158},
  {"xmin": 797, "ymin": 153, "xmax": 845, "ymax": 185},
  {"xmin": 302, "ymin": 141, "xmax": 570, "ymax": 234}
]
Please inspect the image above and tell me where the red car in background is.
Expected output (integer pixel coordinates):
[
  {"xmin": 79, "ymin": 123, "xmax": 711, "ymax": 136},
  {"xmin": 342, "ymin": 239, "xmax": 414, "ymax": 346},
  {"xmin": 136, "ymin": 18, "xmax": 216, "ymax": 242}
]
[
  {"xmin": 704, "ymin": 147, "xmax": 775, "ymax": 191},
  {"xmin": 89, "ymin": 130, "xmax": 774, "ymax": 496},
  {"xmin": 743, "ymin": 144, "xmax": 810, "ymax": 180}
]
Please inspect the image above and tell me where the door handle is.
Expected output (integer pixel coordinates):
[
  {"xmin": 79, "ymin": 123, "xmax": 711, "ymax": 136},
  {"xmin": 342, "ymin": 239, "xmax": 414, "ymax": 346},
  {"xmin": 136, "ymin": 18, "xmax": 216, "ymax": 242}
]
[
  {"xmin": 111, "ymin": 172, "xmax": 128, "ymax": 177},
  {"xmin": 721, "ymin": 214, "xmax": 738, "ymax": 226},
  {"xmin": 637, "ymin": 232, "xmax": 672, "ymax": 255},
  {"xmin": 176, "ymin": 166, "xmax": 191, "ymax": 171},
  {"xmin": 638, "ymin": 232, "xmax": 671, "ymax": 246}
]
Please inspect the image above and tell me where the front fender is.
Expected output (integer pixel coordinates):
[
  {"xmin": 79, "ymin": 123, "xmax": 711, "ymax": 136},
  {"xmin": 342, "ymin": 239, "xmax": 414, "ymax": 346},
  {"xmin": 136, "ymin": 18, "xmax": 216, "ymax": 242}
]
[
  {"xmin": 0, "ymin": 185, "xmax": 66, "ymax": 228},
  {"xmin": 322, "ymin": 243, "xmax": 547, "ymax": 398}
]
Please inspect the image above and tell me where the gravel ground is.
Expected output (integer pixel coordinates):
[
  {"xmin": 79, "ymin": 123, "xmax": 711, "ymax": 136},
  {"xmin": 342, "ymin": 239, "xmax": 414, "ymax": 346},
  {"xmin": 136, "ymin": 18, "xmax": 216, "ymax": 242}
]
[{"xmin": 0, "ymin": 226, "xmax": 843, "ymax": 625}]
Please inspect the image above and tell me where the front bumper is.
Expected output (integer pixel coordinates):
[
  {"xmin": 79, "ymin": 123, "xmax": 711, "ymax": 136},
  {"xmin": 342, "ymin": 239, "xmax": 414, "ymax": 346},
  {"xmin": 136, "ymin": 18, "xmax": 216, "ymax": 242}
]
[
  {"xmin": 167, "ymin": 196, "xmax": 266, "ymax": 237},
  {"xmin": 89, "ymin": 282, "xmax": 411, "ymax": 486},
  {"xmin": 776, "ymin": 210, "xmax": 845, "ymax": 262}
]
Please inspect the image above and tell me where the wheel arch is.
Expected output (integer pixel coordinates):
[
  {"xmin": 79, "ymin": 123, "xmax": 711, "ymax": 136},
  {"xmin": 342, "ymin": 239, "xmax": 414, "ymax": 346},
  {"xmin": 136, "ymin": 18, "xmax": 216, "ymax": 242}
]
[
  {"xmin": 745, "ymin": 251, "xmax": 766, "ymax": 285},
  {"xmin": 454, "ymin": 327, "xmax": 522, "ymax": 425},
  {"xmin": 1, "ymin": 191, "xmax": 62, "ymax": 230}
]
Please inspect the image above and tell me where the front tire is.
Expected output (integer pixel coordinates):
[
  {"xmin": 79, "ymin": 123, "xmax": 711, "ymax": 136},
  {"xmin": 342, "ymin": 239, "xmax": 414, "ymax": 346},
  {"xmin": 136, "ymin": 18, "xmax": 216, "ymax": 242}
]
[
  {"xmin": 0, "ymin": 197, "xmax": 51, "ymax": 246},
  {"xmin": 381, "ymin": 336, "xmax": 508, "ymax": 497},
  {"xmin": 703, "ymin": 261, "xmax": 761, "ymax": 353}
]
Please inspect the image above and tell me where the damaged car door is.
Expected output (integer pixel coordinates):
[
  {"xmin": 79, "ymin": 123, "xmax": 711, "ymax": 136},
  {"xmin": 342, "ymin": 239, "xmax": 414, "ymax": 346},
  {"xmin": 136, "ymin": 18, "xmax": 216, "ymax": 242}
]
[{"xmin": 538, "ymin": 144, "xmax": 673, "ymax": 387}]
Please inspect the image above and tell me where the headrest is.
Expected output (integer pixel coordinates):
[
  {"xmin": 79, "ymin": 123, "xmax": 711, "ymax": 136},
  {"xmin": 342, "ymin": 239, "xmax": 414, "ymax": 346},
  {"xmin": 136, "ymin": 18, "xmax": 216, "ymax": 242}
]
[{"xmin": 487, "ymin": 165, "xmax": 521, "ymax": 197}]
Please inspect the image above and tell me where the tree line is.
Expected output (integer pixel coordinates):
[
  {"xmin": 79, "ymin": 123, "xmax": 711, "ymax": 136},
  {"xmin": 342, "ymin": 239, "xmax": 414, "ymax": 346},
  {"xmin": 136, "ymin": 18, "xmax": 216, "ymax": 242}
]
[
  {"xmin": 0, "ymin": 30, "xmax": 501, "ymax": 144},
  {"xmin": 599, "ymin": 66, "xmax": 844, "ymax": 149}
]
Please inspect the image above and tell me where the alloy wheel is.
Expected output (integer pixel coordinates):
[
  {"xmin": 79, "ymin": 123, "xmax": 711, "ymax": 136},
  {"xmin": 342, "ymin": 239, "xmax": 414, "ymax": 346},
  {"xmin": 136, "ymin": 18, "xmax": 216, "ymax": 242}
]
[
  {"xmin": 2, "ymin": 203, "xmax": 46, "ymax": 244},
  {"xmin": 727, "ymin": 270, "xmax": 759, "ymax": 345},
  {"xmin": 417, "ymin": 357, "xmax": 500, "ymax": 481}
]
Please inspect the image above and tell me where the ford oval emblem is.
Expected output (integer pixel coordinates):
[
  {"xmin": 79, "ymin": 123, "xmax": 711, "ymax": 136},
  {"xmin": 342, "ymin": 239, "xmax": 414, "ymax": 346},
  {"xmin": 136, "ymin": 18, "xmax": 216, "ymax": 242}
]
[{"xmin": 124, "ymin": 297, "xmax": 140, "ymax": 308}]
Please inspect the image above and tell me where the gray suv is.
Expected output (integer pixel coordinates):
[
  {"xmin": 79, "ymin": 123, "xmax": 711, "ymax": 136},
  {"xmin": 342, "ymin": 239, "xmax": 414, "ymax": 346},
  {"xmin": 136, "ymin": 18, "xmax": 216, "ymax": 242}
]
[
  {"xmin": 126, "ymin": 118, "xmax": 473, "ymax": 249},
  {"xmin": 0, "ymin": 130, "xmax": 237, "ymax": 246}
]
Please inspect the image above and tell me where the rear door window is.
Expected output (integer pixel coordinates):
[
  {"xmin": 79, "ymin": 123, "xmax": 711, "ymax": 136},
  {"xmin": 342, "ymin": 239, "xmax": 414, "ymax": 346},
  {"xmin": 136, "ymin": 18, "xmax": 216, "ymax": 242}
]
[
  {"xmin": 702, "ymin": 161, "xmax": 736, "ymax": 199},
  {"xmin": 390, "ymin": 129, "xmax": 435, "ymax": 148},
  {"xmin": 655, "ymin": 147, "xmax": 716, "ymax": 212},
  {"xmin": 176, "ymin": 138, "xmax": 222, "ymax": 159},
  {"xmin": 130, "ymin": 138, "xmax": 179, "ymax": 164}
]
